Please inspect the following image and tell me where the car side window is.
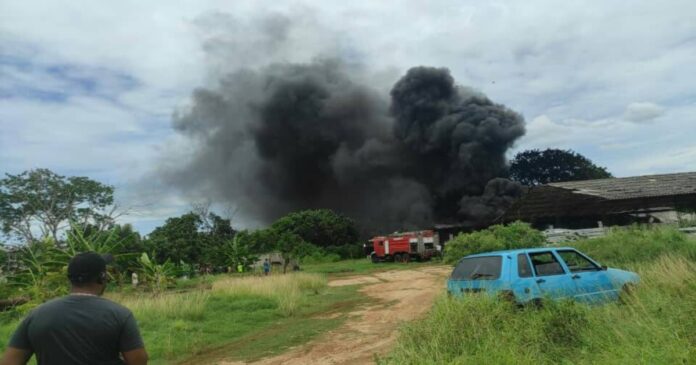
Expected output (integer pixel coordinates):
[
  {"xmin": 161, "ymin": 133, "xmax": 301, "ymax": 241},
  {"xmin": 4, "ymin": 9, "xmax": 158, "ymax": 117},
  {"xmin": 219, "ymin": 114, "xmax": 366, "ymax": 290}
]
[
  {"xmin": 529, "ymin": 252, "xmax": 565, "ymax": 276},
  {"xmin": 557, "ymin": 250, "xmax": 599, "ymax": 272},
  {"xmin": 517, "ymin": 253, "xmax": 533, "ymax": 278}
]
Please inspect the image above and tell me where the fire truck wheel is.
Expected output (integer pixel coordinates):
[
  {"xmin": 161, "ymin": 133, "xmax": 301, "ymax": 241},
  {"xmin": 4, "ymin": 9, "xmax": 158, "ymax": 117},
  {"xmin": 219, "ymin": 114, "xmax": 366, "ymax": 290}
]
[
  {"xmin": 393, "ymin": 253, "xmax": 402, "ymax": 263},
  {"xmin": 402, "ymin": 254, "xmax": 410, "ymax": 263}
]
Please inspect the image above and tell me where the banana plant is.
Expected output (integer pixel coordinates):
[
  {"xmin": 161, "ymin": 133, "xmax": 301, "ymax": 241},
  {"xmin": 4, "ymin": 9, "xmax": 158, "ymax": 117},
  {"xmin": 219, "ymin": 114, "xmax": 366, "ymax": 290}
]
[{"xmin": 138, "ymin": 253, "xmax": 176, "ymax": 293}]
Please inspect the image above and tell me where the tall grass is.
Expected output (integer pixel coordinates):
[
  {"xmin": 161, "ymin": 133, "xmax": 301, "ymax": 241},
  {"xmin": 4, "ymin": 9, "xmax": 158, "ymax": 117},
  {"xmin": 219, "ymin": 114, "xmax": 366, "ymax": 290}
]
[
  {"xmin": 107, "ymin": 291, "xmax": 210, "ymax": 321},
  {"xmin": 381, "ymin": 228, "xmax": 696, "ymax": 365},
  {"xmin": 212, "ymin": 273, "xmax": 327, "ymax": 315},
  {"xmin": 570, "ymin": 225, "xmax": 696, "ymax": 264}
]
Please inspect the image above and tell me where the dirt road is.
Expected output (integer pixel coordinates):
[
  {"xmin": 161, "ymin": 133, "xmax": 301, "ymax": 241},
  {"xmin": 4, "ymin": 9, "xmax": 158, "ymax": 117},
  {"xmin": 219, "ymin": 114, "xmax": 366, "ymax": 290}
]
[{"xmin": 220, "ymin": 266, "xmax": 451, "ymax": 365}]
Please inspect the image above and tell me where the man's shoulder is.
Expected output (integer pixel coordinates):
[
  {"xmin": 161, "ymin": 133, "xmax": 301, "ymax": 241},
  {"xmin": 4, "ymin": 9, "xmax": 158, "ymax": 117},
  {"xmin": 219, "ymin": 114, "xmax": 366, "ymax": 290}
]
[
  {"xmin": 94, "ymin": 297, "xmax": 134, "ymax": 317},
  {"xmin": 36, "ymin": 295, "xmax": 133, "ymax": 319}
]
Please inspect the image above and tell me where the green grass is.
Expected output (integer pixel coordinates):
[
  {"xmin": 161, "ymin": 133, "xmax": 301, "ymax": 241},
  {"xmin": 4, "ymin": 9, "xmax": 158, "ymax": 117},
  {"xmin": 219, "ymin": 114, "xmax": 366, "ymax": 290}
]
[
  {"xmin": 302, "ymin": 257, "xmax": 440, "ymax": 276},
  {"xmin": 1, "ymin": 272, "xmax": 368, "ymax": 365},
  {"xmin": 380, "ymin": 227, "xmax": 696, "ymax": 365},
  {"xmin": 568, "ymin": 225, "xmax": 696, "ymax": 265},
  {"xmin": 176, "ymin": 284, "xmax": 367, "ymax": 364}
]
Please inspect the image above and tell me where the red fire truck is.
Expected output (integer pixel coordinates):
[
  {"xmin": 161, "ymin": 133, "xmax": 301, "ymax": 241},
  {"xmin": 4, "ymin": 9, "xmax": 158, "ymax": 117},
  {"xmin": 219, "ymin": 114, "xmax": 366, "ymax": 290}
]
[{"xmin": 368, "ymin": 230, "xmax": 440, "ymax": 263}]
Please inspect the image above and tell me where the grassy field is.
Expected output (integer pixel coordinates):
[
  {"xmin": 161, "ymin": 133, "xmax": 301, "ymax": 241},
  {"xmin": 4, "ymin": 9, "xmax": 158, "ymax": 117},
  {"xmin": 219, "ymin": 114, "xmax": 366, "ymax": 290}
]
[
  {"xmin": 379, "ymin": 226, "xmax": 696, "ymax": 365},
  {"xmin": 302, "ymin": 257, "xmax": 440, "ymax": 275},
  {"xmin": 0, "ymin": 272, "xmax": 369, "ymax": 364}
]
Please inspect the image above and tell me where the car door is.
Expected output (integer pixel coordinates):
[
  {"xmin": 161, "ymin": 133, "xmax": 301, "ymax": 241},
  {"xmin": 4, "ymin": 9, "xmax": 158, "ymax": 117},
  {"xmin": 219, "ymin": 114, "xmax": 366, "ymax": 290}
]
[
  {"xmin": 511, "ymin": 252, "xmax": 541, "ymax": 303},
  {"xmin": 556, "ymin": 249, "xmax": 614, "ymax": 303},
  {"xmin": 528, "ymin": 251, "xmax": 575, "ymax": 300}
]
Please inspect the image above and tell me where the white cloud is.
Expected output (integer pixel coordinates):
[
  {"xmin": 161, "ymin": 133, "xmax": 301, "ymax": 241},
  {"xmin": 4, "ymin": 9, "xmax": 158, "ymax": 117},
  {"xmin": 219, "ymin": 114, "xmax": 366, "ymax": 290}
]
[{"xmin": 623, "ymin": 102, "xmax": 665, "ymax": 123}]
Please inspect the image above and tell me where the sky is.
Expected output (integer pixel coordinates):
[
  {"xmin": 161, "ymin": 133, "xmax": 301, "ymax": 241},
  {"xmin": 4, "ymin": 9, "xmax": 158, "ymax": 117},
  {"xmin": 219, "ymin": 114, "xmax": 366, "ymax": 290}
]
[{"xmin": 1, "ymin": 0, "xmax": 695, "ymax": 234}]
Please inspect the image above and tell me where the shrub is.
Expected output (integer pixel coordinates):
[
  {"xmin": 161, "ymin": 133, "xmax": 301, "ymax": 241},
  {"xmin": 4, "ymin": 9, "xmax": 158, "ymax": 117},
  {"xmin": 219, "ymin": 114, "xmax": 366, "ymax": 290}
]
[
  {"xmin": 325, "ymin": 244, "xmax": 364, "ymax": 259},
  {"xmin": 443, "ymin": 221, "xmax": 545, "ymax": 264}
]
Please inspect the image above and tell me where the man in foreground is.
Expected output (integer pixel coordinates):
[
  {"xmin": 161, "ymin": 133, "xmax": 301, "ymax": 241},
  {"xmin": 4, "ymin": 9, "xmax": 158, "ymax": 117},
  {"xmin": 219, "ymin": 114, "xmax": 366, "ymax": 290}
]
[{"xmin": 1, "ymin": 252, "xmax": 148, "ymax": 365}]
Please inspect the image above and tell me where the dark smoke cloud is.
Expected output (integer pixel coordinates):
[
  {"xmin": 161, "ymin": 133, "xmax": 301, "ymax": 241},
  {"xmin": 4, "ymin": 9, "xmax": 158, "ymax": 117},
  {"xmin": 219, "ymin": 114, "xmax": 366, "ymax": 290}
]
[
  {"xmin": 161, "ymin": 60, "xmax": 525, "ymax": 234},
  {"xmin": 458, "ymin": 178, "xmax": 525, "ymax": 227}
]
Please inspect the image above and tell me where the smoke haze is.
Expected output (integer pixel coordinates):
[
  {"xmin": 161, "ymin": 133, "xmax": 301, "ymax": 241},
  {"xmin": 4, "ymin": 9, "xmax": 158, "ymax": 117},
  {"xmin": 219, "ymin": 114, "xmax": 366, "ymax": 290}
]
[
  {"xmin": 162, "ymin": 63, "xmax": 525, "ymax": 233},
  {"xmin": 161, "ymin": 15, "xmax": 526, "ymax": 233}
]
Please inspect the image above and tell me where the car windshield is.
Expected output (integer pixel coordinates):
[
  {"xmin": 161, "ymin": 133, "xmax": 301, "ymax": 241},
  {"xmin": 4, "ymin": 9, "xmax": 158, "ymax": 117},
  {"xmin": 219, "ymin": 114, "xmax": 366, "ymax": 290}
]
[{"xmin": 451, "ymin": 256, "xmax": 502, "ymax": 280}]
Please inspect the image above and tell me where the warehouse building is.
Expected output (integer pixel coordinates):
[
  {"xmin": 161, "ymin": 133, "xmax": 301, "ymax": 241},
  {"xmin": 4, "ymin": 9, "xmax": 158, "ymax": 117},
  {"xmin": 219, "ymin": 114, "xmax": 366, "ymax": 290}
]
[{"xmin": 501, "ymin": 171, "xmax": 696, "ymax": 229}]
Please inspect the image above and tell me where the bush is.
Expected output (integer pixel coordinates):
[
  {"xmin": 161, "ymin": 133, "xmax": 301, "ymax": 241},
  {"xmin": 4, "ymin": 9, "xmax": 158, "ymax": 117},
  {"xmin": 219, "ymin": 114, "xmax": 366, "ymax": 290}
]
[
  {"xmin": 443, "ymin": 221, "xmax": 545, "ymax": 264},
  {"xmin": 325, "ymin": 244, "xmax": 364, "ymax": 259},
  {"xmin": 271, "ymin": 209, "xmax": 359, "ymax": 248}
]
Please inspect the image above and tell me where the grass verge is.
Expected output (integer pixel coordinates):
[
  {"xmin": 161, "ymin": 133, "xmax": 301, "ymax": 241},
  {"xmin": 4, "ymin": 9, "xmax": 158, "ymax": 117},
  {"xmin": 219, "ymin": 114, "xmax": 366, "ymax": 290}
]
[{"xmin": 302, "ymin": 258, "xmax": 440, "ymax": 276}]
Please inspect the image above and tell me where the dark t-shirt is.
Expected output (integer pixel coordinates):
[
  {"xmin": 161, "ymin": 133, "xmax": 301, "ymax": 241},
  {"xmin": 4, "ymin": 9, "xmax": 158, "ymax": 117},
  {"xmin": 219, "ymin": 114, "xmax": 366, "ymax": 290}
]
[{"xmin": 8, "ymin": 295, "xmax": 144, "ymax": 365}]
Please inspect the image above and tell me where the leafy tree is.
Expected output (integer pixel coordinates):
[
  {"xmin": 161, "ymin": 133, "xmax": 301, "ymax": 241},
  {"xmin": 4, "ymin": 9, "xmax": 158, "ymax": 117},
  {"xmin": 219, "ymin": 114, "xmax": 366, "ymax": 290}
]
[
  {"xmin": 219, "ymin": 235, "xmax": 258, "ymax": 271},
  {"xmin": 146, "ymin": 211, "xmax": 235, "ymax": 267},
  {"xmin": 66, "ymin": 223, "xmax": 143, "ymax": 276},
  {"xmin": 271, "ymin": 209, "xmax": 358, "ymax": 248},
  {"xmin": 509, "ymin": 149, "xmax": 612, "ymax": 186},
  {"xmin": 146, "ymin": 213, "xmax": 204, "ymax": 265},
  {"xmin": 137, "ymin": 253, "xmax": 176, "ymax": 293},
  {"xmin": 234, "ymin": 229, "xmax": 276, "ymax": 254},
  {"xmin": 0, "ymin": 169, "xmax": 115, "ymax": 244},
  {"xmin": 275, "ymin": 232, "xmax": 318, "ymax": 273},
  {"xmin": 443, "ymin": 222, "xmax": 545, "ymax": 264},
  {"xmin": 0, "ymin": 244, "xmax": 7, "ymax": 270}
]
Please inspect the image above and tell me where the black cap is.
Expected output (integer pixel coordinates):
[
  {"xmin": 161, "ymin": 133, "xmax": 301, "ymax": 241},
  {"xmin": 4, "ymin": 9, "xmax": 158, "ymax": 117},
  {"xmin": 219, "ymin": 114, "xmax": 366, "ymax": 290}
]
[{"xmin": 67, "ymin": 252, "xmax": 113, "ymax": 284}]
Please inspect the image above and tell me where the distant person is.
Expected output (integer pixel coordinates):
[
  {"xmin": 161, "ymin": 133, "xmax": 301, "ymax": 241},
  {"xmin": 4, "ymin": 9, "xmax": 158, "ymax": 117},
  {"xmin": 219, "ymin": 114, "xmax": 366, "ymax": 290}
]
[
  {"xmin": 131, "ymin": 272, "xmax": 139, "ymax": 288},
  {"xmin": 237, "ymin": 263, "xmax": 244, "ymax": 273},
  {"xmin": 0, "ymin": 252, "xmax": 148, "ymax": 365},
  {"xmin": 263, "ymin": 258, "xmax": 270, "ymax": 276}
]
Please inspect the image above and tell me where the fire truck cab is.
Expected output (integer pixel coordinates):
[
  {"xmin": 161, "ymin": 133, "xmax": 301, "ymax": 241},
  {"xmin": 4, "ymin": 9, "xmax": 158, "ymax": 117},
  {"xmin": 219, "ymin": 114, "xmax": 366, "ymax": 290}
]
[{"xmin": 369, "ymin": 230, "xmax": 439, "ymax": 263}]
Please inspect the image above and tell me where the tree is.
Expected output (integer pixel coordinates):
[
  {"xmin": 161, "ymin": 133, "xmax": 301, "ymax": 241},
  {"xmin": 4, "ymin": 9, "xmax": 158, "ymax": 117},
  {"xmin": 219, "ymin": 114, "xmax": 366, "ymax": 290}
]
[
  {"xmin": 219, "ymin": 235, "xmax": 258, "ymax": 271},
  {"xmin": 0, "ymin": 169, "xmax": 116, "ymax": 244},
  {"xmin": 275, "ymin": 232, "xmax": 317, "ymax": 273},
  {"xmin": 509, "ymin": 149, "xmax": 612, "ymax": 186},
  {"xmin": 146, "ymin": 213, "xmax": 204, "ymax": 265},
  {"xmin": 271, "ymin": 209, "xmax": 358, "ymax": 248},
  {"xmin": 146, "ymin": 211, "xmax": 235, "ymax": 266},
  {"xmin": 68, "ymin": 223, "xmax": 144, "ymax": 274}
]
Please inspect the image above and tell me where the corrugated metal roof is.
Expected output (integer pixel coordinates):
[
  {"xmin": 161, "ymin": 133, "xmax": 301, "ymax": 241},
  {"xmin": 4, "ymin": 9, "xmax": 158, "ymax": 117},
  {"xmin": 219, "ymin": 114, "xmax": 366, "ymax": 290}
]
[{"xmin": 547, "ymin": 171, "xmax": 696, "ymax": 200}]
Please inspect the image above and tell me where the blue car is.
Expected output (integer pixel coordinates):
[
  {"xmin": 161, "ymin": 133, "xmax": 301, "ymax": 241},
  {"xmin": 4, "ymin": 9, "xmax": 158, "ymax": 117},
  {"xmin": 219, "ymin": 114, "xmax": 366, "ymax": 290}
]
[{"xmin": 447, "ymin": 247, "xmax": 639, "ymax": 305}]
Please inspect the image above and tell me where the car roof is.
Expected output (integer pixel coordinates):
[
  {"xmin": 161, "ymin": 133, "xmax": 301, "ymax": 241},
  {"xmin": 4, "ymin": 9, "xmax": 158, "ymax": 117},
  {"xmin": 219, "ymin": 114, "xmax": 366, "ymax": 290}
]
[{"xmin": 464, "ymin": 247, "xmax": 576, "ymax": 258}]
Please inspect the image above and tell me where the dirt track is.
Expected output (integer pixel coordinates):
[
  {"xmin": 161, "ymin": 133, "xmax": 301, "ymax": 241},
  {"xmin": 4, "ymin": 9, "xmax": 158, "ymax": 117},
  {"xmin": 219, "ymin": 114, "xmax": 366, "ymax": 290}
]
[{"xmin": 220, "ymin": 266, "xmax": 451, "ymax": 365}]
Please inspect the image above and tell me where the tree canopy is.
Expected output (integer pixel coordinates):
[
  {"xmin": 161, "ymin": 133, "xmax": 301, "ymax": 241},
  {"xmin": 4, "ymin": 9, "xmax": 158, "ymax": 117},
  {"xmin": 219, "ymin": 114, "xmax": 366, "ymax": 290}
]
[
  {"xmin": 270, "ymin": 209, "xmax": 358, "ymax": 248},
  {"xmin": 0, "ymin": 168, "xmax": 115, "ymax": 243},
  {"xmin": 509, "ymin": 149, "xmax": 612, "ymax": 186},
  {"xmin": 146, "ymin": 211, "xmax": 236, "ymax": 266}
]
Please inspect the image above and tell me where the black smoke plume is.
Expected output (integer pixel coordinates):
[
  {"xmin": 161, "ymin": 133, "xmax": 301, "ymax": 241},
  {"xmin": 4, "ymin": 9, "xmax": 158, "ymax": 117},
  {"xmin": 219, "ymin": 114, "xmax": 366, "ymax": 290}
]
[{"xmin": 162, "ymin": 61, "xmax": 525, "ymax": 233}]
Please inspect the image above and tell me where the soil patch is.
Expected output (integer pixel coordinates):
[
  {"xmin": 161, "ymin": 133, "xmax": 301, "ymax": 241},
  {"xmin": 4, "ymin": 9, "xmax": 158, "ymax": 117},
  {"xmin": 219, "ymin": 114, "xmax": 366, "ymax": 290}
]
[{"xmin": 218, "ymin": 265, "xmax": 451, "ymax": 365}]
